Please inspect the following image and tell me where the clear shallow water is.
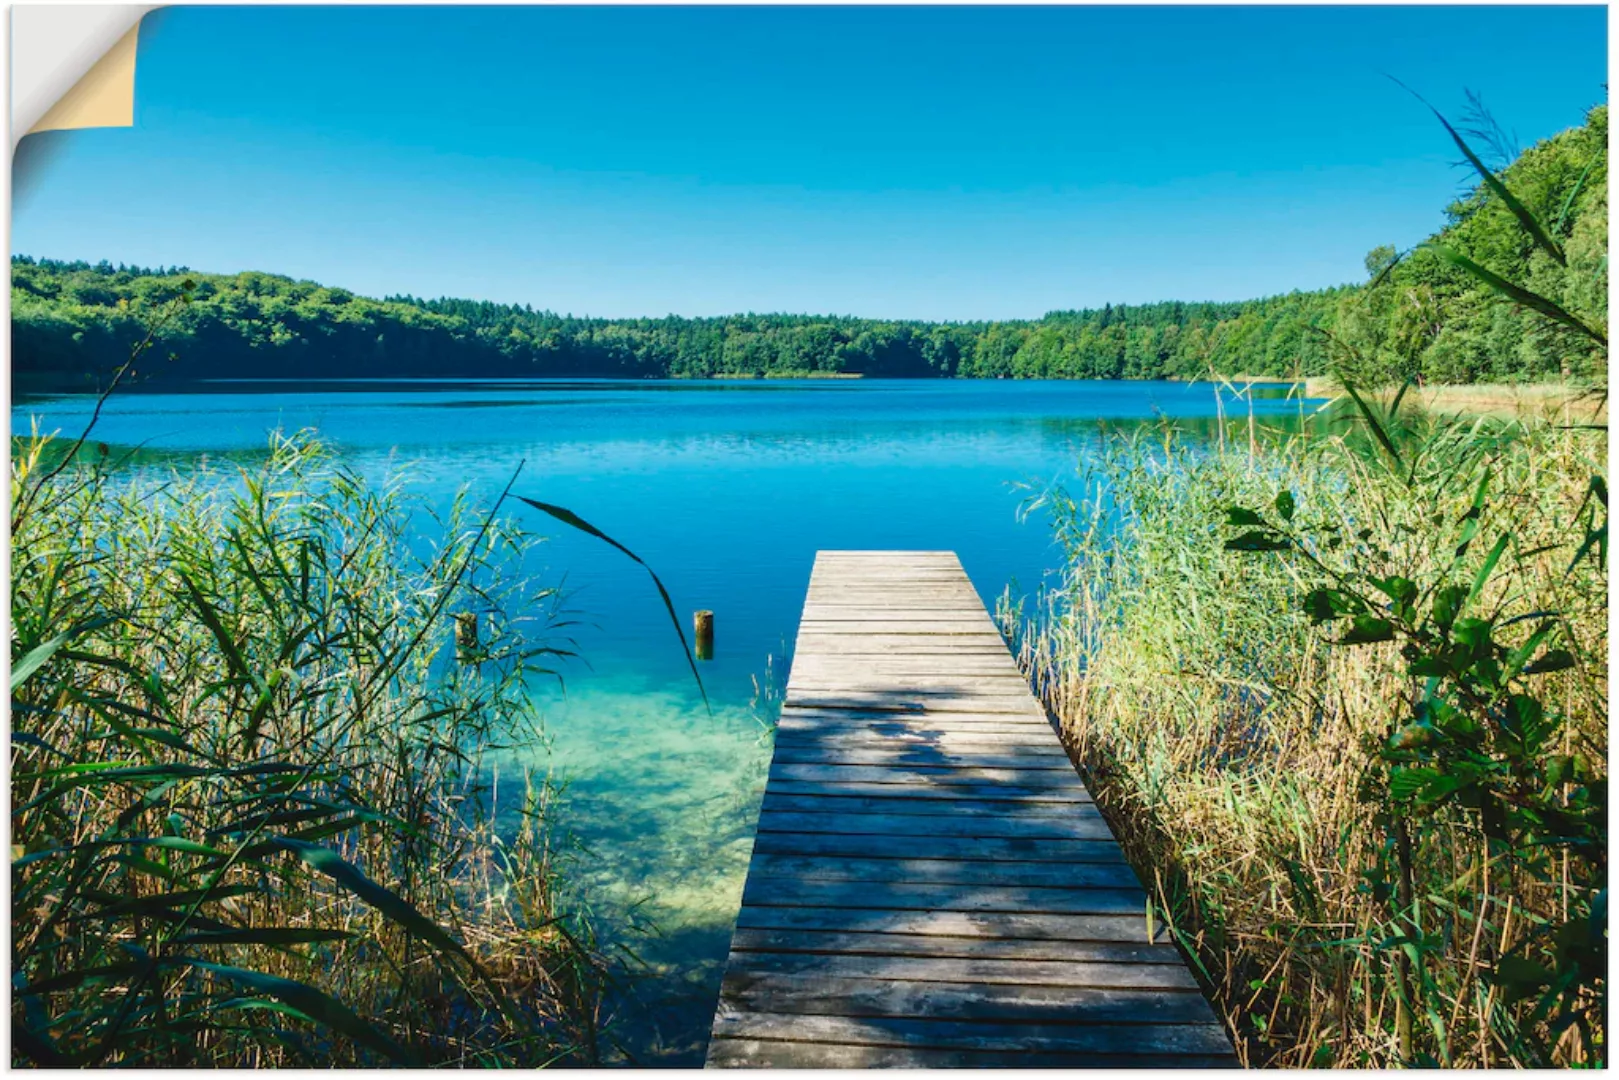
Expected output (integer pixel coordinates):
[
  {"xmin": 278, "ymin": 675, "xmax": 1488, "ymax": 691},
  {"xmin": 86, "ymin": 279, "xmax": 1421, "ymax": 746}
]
[{"xmin": 11, "ymin": 377, "xmax": 1317, "ymax": 1063}]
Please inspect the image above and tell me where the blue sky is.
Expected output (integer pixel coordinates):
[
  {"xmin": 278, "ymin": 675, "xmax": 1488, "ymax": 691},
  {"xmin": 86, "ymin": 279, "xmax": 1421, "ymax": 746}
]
[{"xmin": 13, "ymin": 5, "xmax": 1608, "ymax": 320}]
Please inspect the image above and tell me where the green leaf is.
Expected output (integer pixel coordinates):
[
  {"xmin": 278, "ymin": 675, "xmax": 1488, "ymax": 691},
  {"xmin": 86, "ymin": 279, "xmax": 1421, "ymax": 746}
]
[
  {"xmin": 172, "ymin": 927, "xmax": 355, "ymax": 947},
  {"xmin": 268, "ymin": 839, "xmax": 471, "ymax": 965},
  {"xmin": 1224, "ymin": 531, "xmax": 1291, "ymax": 552},
  {"xmin": 1466, "ymin": 534, "xmax": 1511, "ymax": 610},
  {"xmin": 1523, "ymin": 649, "xmax": 1576, "ymax": 675},
  {"xmin": 1491, "ymin": 955, "xmax": 1555, "ymax": 1004},
  {"xmin": 1430, "ymin": 583, "xmax": 1468, "ymax": 631},
  {"xmin": 1304, "ymin": 588, "xmax": 1365, "ymax": 623},
  {"xmin": 186, "ymin": 960, "xmax": 417, "ymax": 1065},
  {"xmin": 1225, "ymin": 507, "xmax": 1266, "ymax": 527},
  {"xmin": 1338, "ymin": 616, "xmax": 1394, "ymax": 645},
  {"xmin": 1425, "ymin": 245, "xmax": 1604, "ymax": 347},
  {"xmin": 1369, "ymin": 576, "xmax": 1417, "ymax": 605},
  {"xmin": 1273, "ymin": 491, "xmax": 1295, "ymax": 521},
  {"xmin": 10, "ymin": 630, "xmax": 74, "ymax": 693},
  {"xmin": 1452, "ymin": 617, "xmax": 1494, "ymax": 656},
  {"xmin": 176, "ymin": 573, "xmax": 266, "ymax": 696},
  {"xmin": 1339, "ymin": 381, "xmax": 1404, "ymax": 474}
]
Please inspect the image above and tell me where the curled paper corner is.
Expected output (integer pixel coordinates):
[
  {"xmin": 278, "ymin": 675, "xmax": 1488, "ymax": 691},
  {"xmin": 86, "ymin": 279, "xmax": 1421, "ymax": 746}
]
[
  {"xmin": 29, "ymin": 21, "xmax": 140, "ymax": 136},
  {"xmin": 13, "ymin": 5, "xmax": 158, "ymax": 144}
]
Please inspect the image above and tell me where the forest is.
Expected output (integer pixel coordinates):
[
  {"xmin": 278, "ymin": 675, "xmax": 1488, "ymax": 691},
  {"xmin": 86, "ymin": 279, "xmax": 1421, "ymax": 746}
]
[{"xmin": 11, "ymin": 105, "xmax": 1605, "ymax": 388}]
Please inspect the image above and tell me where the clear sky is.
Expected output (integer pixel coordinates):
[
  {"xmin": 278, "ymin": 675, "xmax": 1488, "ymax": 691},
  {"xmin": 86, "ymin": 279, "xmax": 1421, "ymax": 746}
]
[{"xmin": 12, "ymin": 4, "xmax": 1608, "ymax": 320}]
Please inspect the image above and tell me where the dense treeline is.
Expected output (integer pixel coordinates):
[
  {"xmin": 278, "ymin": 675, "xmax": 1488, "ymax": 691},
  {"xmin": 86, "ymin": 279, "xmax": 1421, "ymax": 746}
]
[
  {"xmin": 11, "ymin": 104, "xmax": 1604, "ymax": 387},
  {"xmin": 9, "ymin": 262, "xmax": 1347, "ymax": 384}
]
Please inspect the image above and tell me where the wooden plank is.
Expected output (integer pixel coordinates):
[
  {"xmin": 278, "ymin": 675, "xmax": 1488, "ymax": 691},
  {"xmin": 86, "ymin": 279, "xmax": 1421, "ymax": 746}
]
[
  {"xmin": 711, "ymin": 1012, "xmax": 1229, "ymax": 1056},
  {"xmin": 768, "ymin": 762, "xmax": 1086, "ymax": 788},
  {"xmin": 733, "ymin": 907, "xmax": 1161, "ymax": 944},
  {"xmin": 742, "ymin": 878, "xmax": 1147, "ymax": 916},
  {"xmin": 783, "ymin": 693, "xmax": 1046, "ymax": 716},
  {"xmin": 727, "ymin": 926, "xmax": 1170, "ymax": 962},
  {"xmin": 786, "ymin": 669, "xmax": 1031, "ymax": 685},
  {"xmin": 708, "ymin": 1040, "xmax": 1237, "ymax": 1068},
  {"xmin": 743, "ymin": 854, "xmax": 1138, "ymax": 889},
  {"xmin": 722, "ymin": 951, "xmax": 1195, "ymax": 990},
  {"xmin": 765, "ymin": 777, "xmax": 1092, "ymax": 803},
  {"xmin": 708, "ymin": 550, "xmax": 1231, "ymax": 1068},
  {"xmin": 773, "ymin": 727, "xmax": 1063, "ymax": 747},
  {"xmin": 764, "ymin": 780, "xmax": 1094, "ymax": 806},
  {"xmin": 758, "ymin": 794, "xmax": 1094, "ymax": 821},
  {"xmin": 776, "ymin": 715, "xmax": 1055, "ymax": 731},
  {"xmin": 772, "ymin": 735, "xmax": 1065, "ymax": 755},
  {"xmin": 716, "ymin": 976, "xmax": 1213, "ymax": 1022},
  {"xmin": 777, "ymin": 705, "xmax": 1054, "ymax": 725},
  {"xmin": 768, "ymin": 750, "xmax": 1079, "ymax": 772},
  {"xmin": 749, "ymin": 832, "xmax": 1128, "ymax": 865},
  {"xmin": 785, "ymin": 659, "xmax": 1025, "ymax": 675},
  {"xmin": 755, "ymin": 809, "xmax": 1113, "ymax": 841},
  {"xmin": 789, "ymin": 646, "xmax": 1013, "ymax": 659},
  {"xmin": 783, "ymin": 683, "xmax": 1038, "ymax": 699}
]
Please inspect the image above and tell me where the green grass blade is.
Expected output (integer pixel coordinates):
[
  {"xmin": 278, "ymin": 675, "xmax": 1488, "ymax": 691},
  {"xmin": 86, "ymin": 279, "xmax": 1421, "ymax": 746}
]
[
  {"xmin": 1425, "ymin": 244, "xmax": 1606, "ymax": 347},
  {"xmin": 1340, "ymin": 381, "xmax": 1405, "ymax": 475},
  {"xmin": 268, "ymin": 838, "xmax": 474, "ymax": 965},
  {"xmin": 1553, "ymin": 151, "xmax": 1602, "ymax": 237},
  {"xmin": 11, "ymin": 630, "xmax": 74, "ymax": 693},
  {"xmin": 186, "ymin": 960, "xmax": 419, "ymax": 1066},
  {"xmin": 1389, "ymin": 76, "xmax": 1566, "ymax": 266},
  {"xmin": 516, "ymin": 496, "xmax": 710, "ymax": 715}
]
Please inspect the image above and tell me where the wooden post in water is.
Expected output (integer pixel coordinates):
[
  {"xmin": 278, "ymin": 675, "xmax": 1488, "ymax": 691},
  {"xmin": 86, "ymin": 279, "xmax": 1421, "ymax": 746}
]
[
  {"xmin": 454, "ymin": 612, "xmax": 478, "ymax": 662},
  {"xmin": 694, "ymin": 609, "xmax": 714, "ymax": 661}
]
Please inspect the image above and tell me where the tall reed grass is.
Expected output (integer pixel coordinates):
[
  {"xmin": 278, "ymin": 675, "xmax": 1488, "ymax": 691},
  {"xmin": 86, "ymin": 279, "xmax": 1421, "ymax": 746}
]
[
  {"xmin": 1005, "ymin": 403, "xmax": 1605, "ymax": 1067},
  {"xmin": 11, "ymin": 429, "xmax": 611, "ymax": 1066}
]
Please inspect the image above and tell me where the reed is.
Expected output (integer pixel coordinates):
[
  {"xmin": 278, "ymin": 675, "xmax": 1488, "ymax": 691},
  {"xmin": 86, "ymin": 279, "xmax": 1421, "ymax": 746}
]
[
  {"xmin": 10, "ymin": 428, "xmax": 612, "ymax": 1066},
  {"xmin": 1004, "ymin": 402, "xmax": 1605, "ymax": 1066}
]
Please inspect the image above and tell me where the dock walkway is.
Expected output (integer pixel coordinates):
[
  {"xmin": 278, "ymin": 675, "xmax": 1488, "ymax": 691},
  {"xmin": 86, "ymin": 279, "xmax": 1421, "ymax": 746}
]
[{"xmin": 706, "ymin": 550, "xmax": 1236, "ymax": 1068}]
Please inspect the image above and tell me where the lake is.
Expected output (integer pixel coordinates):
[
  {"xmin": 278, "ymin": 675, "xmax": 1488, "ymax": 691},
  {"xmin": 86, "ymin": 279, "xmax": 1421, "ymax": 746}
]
[{"xmin": 10, "ymin": 377, "xmax": 1319, "ymax": 1064}]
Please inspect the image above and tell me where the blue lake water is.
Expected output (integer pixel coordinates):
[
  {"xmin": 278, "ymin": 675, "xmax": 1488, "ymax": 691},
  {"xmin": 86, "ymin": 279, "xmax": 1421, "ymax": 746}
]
[{"xmin": 10, "ymin": 377, "xmax": 1318, "ymax": 1063}]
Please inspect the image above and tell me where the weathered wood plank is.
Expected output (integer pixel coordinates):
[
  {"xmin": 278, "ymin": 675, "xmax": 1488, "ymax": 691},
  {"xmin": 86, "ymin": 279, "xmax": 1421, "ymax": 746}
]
[
  {"xmin": 772, "ymin": 724, "xmax": 1066, "ymax": 747},
  {"xmin": 800, "ymin": 603, "xmax": 997, "ymax": 616},
  {"xmin": 723, "ymin": 950, "xmax": 1194, "ymax": 990},
  {"xmin": 768, "ymin": 762, "xmax": 1086, "ymax": 788},
  {"xmin": 755, "ymin": 809, "xmax": 1113, "ymax": 841},
  {"xmin": 783, "ymin": 693, "xmax": 1046, "ymax": 716},
  {"xmin": 742, "ymin": 853, "xmax": 1138, "ymax": 889},
  {"xmin": 783, "ymin": 683, "xmax": 1039, "ymax": 700},
  {"xmin": 708, "ymin": 1039, "xmax": 1237, "ymax": 1068},
  {"xmin": 717, "ymin": 976, "xmax": 1212, "ymax": 1022},
  {"xmin": 764, "ymin": 777, "xmax": 1092, "ymax": 803},
  {"xmin": 777, "ymin": 705, "xmax": 1054, "ymax": 726},
  {"xmin": 712, "ymin": 1010, "xmax": 1227, "ymax": 1053},
  {"xmin": 733, "ymin": 906, "xmax": 1163, "ymax": 945},
  {"xmin": 708, "ymin": 551, "xmax": 1231, "ymax": 1068},
  {"xmin": 727, "ymin": 925, "xmax": 1170, "ymax": 962},
  {"xmin": 742, "ymin": 878, "xmax": 1147, "ymax": 916},
  {"xmin": 768, "ymin": 748, "xmax": 1077, "ymax": 771},
  {"xmin": 773, "ymin": 732, "xmax": 1064, "ymax": 752},
  {"xmin": 785, "ymin": 662, "xmax": 1026, "ymax": 678},
  {"xmin": 748, "ymin": 831, "xmax": 1129, "ymax": 865},
  {"xmin": 758, "ymin": 793, "xmax": 1093, "ymax": 820}
]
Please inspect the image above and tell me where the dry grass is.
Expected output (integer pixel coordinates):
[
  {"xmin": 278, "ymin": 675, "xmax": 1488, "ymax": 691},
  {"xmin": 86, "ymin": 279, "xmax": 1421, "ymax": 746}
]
[
  {"xmin": 1003, "ymin": 409, "xmax": 1606, "ymax": 1067},
  {"xmin": 1305, "ymin": 376, "xmax": 1609, "ymax": 424}
]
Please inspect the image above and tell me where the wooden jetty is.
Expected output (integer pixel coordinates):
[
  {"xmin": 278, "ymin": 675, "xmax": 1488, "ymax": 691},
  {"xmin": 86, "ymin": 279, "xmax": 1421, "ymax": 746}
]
[{"xmin": 706, "ymin": 550, "xmax": 1237, "ymax": 1068}]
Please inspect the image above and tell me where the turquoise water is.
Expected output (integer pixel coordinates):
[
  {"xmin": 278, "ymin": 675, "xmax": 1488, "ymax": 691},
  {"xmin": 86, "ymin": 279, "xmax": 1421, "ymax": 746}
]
[{"xmin": 11, "ymin": 377, "xmax": 1317, "ymax": 1063}]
